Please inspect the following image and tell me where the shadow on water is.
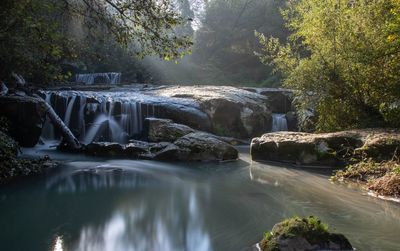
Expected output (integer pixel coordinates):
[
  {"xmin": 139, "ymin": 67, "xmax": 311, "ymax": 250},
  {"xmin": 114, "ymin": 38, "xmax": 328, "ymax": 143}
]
[{"xmin": 1, "ymin": 146, "xmax": 400, "ymax": 251}]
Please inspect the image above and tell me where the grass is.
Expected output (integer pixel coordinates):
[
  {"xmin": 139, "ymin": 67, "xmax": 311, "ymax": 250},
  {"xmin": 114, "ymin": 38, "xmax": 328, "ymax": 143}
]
[{"xmin": 332, "ymin": 159, "xmax": 400, "ymax": 198}]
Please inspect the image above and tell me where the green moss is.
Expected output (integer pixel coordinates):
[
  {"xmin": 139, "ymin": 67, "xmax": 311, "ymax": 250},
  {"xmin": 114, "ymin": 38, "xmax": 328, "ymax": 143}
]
[
  {"xmin": 260, "ymin": 216, "xmax": 330, "ymax": 251},
  {"xmin": 213, "ymin": 124, "xmax": 232, "ymax": 137},
  {"xmin": 260, "ymin": 232, "xmax": 279, "ymax": 251}
]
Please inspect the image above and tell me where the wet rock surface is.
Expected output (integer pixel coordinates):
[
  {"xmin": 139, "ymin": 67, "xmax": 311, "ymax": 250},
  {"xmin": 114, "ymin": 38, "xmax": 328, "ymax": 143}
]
[
  {"xmin": 85, "ymin": 132, "xmax": 238, "ymax": 162},
  {"xmin": 251, "ymin": 129, "xmax": 400, "ymax": 166},
  {"xmin": 41, "ymin": 85, "xmax": 275, "ymax": 141},
  {"xmin": 149, "ymin": 86, "xmax": 272, "ymax": 138},
  {"xmin": 0, "ymin": 127, "xmax": 55, "ymax": 184},
  {"xmin": 174, "ymin": 132, "xmax": 239, "ymax": 161},
  {"xmin": 0, "ymin": 95, "xmax": 46, "ymax": 147},
  {"xmin": 143, "ymin": 117, "xmax": 195, "ymax": 142},
  {"xmin": 143, "ymin": 117, "xmax": 247, "ymax": 145},
  {"xmin": 84, "ymin": 119, "xmax": 239, "ymax": 162}
]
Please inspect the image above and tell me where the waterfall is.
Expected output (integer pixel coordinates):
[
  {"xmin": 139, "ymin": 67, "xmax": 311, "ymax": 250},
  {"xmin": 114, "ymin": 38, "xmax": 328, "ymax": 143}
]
[
  {"xmin": 271, "ymin": 113, "xmax": 288, "ymax": 132},
  {"xmin": 39, "ymin": 91, "xmax": 155, "ymax": 144},
  {"xmin": 39, "ymin": 91, "xmax": 161, "ymax": 144},
  {"xmin": 75, "ymin": 72, "xmax": 122, "ymax": 85},
  {"xmin": 64, "ymin": 95, "xmax": 77, "ymax": 128}
]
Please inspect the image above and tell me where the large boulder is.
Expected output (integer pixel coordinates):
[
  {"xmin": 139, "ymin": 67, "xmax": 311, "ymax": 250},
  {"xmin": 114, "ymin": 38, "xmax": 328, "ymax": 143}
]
[
  {"xmin": 251, "ymin": 130, "xmax": 400, "ymax": 166},
  {"xmin": 0, "ymin": 95, "xmax": 46, "ymax": 147},
  {"xmin": 148, "ymin": 86, "xmax": 272, "ymax": 138},
  {"xmin": 143, "ymin": 117, "xmax": 195, "ymax": 142},
  {"xmin": 258, "ymin": 216, "xmax": 353, "ymax": 251},
  {"xmin": 174, "ymin": 132, "xmax": 239, "ymax": 161},
  {"xmin": 41, "ymin": 85, "xmax": 274, "ymax": 141}
]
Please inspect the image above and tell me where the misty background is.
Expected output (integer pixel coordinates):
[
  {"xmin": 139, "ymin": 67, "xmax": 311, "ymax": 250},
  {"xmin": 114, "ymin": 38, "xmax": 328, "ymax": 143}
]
[
  {"xmin": 142, "ymin": 0, "xmax": 287, "ymax": 86},
  {"xmin": 64, "ymin": 0, "xmax": 287, "ymax": 87}
]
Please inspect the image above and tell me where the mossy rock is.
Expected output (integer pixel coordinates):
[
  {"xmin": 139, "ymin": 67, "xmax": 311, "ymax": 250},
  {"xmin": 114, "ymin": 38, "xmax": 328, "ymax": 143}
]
[
  {"xmin": 259, "ymin": 216, "xmax": 353, "ymax": 251},
  {"xmin": 0, "ymin": 119, "xmax": 54, "ymax": 184}
]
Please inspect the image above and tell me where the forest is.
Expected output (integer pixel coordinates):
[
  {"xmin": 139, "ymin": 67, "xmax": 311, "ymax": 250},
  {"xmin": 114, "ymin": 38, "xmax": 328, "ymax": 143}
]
[{"xmin": 0, "ymin": 1, "xmax": 400, "ymax": 251}]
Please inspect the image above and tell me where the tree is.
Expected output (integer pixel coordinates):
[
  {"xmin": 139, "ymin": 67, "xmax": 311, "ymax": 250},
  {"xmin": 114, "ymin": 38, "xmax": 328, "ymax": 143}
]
[
  {"xmin": 256, "ymin": 0, "xmax": 400, "ymax": 131},
  {"xmin": 0, "ymin": 0, "xmax": 192, "ymax": 82},
  {"xmin": 191, "ymin": 0, "xmax": 287, "ymax": 85}
]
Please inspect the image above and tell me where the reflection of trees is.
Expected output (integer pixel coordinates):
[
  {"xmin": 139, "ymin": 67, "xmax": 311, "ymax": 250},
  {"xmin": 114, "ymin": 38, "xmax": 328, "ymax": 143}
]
[
  {"xmin": 43, "ymin": 169, "xmax": 212, "ymax": 251},
  {"xmin": 69, "ymin": 180, "xmax": 212, "ymax": 251}
]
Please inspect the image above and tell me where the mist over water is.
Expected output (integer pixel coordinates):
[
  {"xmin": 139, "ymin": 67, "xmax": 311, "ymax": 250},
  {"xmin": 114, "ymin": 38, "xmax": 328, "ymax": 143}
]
[{"xmin": 1, "ymin": 146, "xmax": 399, "ymax": 251}]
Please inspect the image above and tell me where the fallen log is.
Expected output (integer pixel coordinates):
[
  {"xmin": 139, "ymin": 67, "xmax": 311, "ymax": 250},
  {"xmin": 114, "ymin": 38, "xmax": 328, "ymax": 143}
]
[{"xmin": 33, "ymin": 94, "xmax": 81, "ymax": 150}]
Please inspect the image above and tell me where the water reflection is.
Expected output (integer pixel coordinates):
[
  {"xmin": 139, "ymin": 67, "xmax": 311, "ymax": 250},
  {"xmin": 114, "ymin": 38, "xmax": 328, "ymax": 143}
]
[
  {"xmin": 44, "ymin": 165, "xmax": 212, "ymax": 251},
  {"xmin": 1, "ymin": 151, "xmax": 400, "ymax": 251},
  {"xmin": 74, "ymin": 188, "xmax": 211, "ymax": 251}
]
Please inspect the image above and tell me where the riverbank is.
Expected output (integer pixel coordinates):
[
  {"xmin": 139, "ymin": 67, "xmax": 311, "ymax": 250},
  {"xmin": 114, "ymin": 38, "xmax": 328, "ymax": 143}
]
[
  {"xmin": 332, "ymin": 160, "xmax": 400, "ymax": 201},
  {"xmin": 0, "ymin": 118, "xmax": 56, "ymax": 184},
  {"xmin": 251, "ymin": 129, "xmax": 400, "ymax": 202}
]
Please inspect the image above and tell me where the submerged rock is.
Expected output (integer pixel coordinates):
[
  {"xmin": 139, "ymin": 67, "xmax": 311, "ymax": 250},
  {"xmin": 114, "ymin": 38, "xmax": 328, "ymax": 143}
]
[
  {"xmin": 0, "ymin": 95, "xmax": 46, "ymax": 147},
  {"xmin": 251, "ymin": 130, "xmax": 400, "ymax": 166},
  {"xmin": 258, "ymin": 216, "xmax": 353, "ymax": 251}
]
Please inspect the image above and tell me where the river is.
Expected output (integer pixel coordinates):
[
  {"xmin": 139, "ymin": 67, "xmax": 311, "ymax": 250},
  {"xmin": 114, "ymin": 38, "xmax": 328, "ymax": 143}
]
[{"xmin": 0, "ymin": 145, "xmax": 399, "ymax": 251}]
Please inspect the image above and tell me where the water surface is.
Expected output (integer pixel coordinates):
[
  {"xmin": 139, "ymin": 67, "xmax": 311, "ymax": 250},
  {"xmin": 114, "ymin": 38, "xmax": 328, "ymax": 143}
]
[{"xmin": 1, "ymin": 146, "xmax": 399, "ymax": 251}]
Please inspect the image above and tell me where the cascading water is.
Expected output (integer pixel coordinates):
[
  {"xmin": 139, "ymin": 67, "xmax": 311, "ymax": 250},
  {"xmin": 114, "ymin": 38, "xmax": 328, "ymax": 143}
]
[
  {"xmin": 64, "ymin": 95, "xmax": 77, "ymax": 128},
  {"xmin": 75, "ymin": 72, "xmax": 122, "ymax": 85},
  {"xmin": 271, "ymin": 113, "xmax": 288, "ymax": 132},
  {"xmin": 40, "ymin": 91, "xmax": 157, "ymax": 144}
]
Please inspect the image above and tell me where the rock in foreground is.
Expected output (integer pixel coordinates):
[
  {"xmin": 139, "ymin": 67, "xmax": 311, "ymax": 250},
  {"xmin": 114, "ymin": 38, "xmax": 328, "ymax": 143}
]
[
  {"xmin": 258, "ymin": 216, "xmax": 353, "ymax": 251},
  {"xmin": 251, "ymin": 130, "xmax": 400, "ymax": 166},
  {"xmin": 0, "ymin": 95, "xmax": 46, "ymax": 147}
]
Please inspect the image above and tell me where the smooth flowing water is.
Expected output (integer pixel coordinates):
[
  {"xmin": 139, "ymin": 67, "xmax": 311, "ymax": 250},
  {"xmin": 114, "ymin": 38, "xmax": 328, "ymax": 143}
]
[{"xmin": 1, "ymin": 146, "xmax": 400, "ymax": 251}]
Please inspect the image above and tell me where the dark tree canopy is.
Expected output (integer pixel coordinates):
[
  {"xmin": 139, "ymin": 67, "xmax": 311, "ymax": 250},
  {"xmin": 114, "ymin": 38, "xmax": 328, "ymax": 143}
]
[{"xmin": 0, "ymin": 0, "xmax": 192, "ymax": 82}]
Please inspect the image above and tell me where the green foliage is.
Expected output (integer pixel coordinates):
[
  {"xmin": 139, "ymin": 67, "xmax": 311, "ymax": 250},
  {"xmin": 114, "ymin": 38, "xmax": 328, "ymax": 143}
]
[
  {"xmin": 0, "ymin": 117, "xmax": 52, "ymax": 183},
  {"xmin": 332, "ymin": 159, "xmax": 400, "ymax": 183},
  {"xmin": 256, "ymin": 0, "xmax": 400, "ymax": 131},
  {"xmin": 0, "ymin": 0, "xmax": 193, "ymax": 83},
  {"xmin": 191, "ymin": 0, "xmax": 287, "ymax": 85}
]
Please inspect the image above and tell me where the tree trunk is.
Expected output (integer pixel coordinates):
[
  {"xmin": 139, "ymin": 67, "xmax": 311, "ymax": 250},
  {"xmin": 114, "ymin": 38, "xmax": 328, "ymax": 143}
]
[{"xmin": 33, "ymin": 94, "xmax": 81, "ymax": 150}]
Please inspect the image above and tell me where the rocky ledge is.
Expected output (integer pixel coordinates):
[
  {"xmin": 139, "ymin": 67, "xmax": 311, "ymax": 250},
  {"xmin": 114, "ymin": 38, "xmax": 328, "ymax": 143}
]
[
  {"xmin": 251, "ymin": 129, "xmax": 400, "ymax": 166},
  {"xmin": 0, "ymin": 95, "xmax": 46, "ymax": 147},
  {"xmin": 258, "ymin": 216, "xmax": 353, "ymax": 251},
  {"xmin": 83, "ymin": 132, "xmax": 238, "ymax": 162},
  {"xmin": 0, "ymin": 120, "xmax": 56, "ymax": 184},
  {"xmin": 66, "ymin": 118, "xmax": 240, "ymax": 162}
]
